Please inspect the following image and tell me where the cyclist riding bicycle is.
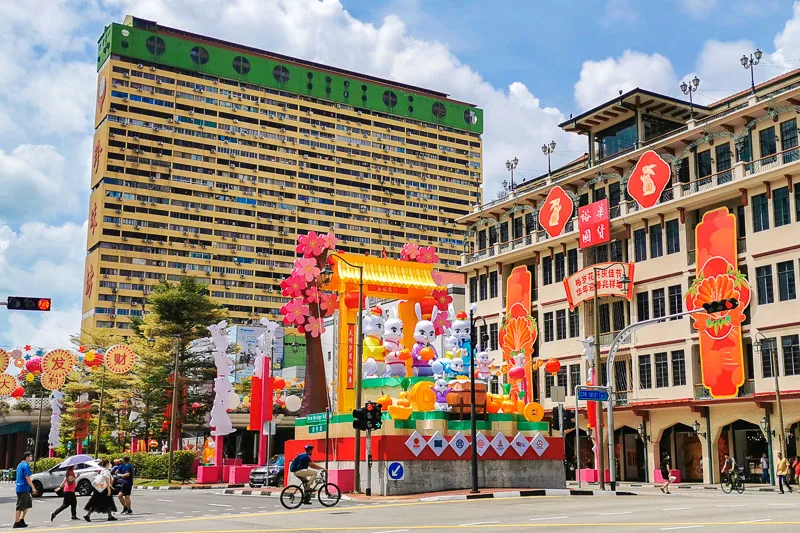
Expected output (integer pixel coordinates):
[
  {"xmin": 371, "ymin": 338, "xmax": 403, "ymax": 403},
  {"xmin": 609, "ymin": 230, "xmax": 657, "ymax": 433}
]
[
  {"xmin": 289, "ymin": 445, "xmax": 323, "ymax": 504},
  {"xmin": 721, "ymin": 454, "xmax": 737, "ymax": 483}
]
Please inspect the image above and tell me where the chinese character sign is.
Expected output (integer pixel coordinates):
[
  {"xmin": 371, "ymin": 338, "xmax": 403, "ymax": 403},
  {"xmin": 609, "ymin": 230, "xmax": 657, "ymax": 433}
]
[
  {"xmin": 104, "ymin": 344, "xmax": 136, "ymax": 374},
  {"xmin": 42, "ymin": 349, "xmax": 74, "ymax": 378},
  {"xmin": 41, "ymin": 373, "xmax": 66, "ymax": 392},
  {"xmin": 684, "ymin": 208, "xmax": 751, "ymax": 398},
  {"xmin": 578, "ymin": 199, "xmax": 610, "ymax": 249},
  {"xmin": 0, "ymin": 374, "xmax": 17, "ymax": 397},
  {"xmin": 563, "ymin": 262, "xmax": 635, "ymax": 310},
  {"xmin": 627, "ymin": 150, "xmax": 671, "ymax": 209},
  {"xmin": 538, "ymin": 186, "xmax": 574, "ymax": 239},
  {"xmin": 346, "ymin": 324, "xmax": 355, "ymax": 388}
]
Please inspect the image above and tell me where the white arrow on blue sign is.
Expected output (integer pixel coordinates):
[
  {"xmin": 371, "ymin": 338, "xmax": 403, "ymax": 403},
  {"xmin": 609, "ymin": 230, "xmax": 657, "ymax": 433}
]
[{"xmin": 387, "ymin": 461, "xmax": 405, "ymax": 481}]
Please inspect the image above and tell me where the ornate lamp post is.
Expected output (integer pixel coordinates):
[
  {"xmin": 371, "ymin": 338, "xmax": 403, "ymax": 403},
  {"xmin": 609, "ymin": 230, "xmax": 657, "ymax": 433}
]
[
  {"xmin": 504, "ymin": 157, "xmax": 519, "ymax": 190},
  {"xmin": 542, "ymin": 141, "xmax": 556, "ymax": 176},
  {"xmin": 680, "ymin": 77, "xmax": 700, "ymax": 118},
  {"xmin": 740, "ymin": 49, "xmax": 763, "ymax": 93}
]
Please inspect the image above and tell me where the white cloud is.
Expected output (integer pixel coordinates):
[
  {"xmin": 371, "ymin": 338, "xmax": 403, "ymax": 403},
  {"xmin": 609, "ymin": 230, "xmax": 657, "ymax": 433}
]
[
  {"xmin": 574, "ymin": 51, "xmax": 678, "ymax": 110},
  {"xmin": 602, "ymin": 0, "xmax": 639, "ymax": 26},
  {"xmin": 5, "ymin": 307, "xmax": 83, "ymax": 350},
  {"xmin": 680, "ymin": 0, "xmax": 718, "ymax": 19},
  {"xmin": 771, "ymin": 1, "xmax": 800, "ymax": 67}
]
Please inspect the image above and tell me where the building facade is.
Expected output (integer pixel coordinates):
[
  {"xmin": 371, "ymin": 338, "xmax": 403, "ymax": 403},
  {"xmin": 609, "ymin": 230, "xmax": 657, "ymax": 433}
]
[
  {"xmin": 460, "ymin": 70, "xmax": 800, "ymax": 484},
  {"xmin": 83, "ymin": 16, "xmax": 483, "ymax": 335}
]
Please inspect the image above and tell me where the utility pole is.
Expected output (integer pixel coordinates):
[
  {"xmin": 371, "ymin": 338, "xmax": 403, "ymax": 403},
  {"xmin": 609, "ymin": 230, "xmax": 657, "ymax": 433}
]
[{"xmin": 167, "ymin": 340, "xmax": 181, "ymax": 484}]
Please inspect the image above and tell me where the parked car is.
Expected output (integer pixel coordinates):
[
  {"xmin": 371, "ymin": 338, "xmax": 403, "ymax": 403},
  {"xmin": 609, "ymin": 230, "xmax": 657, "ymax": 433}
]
[
  {"xmin": 249, "ymin": 454, "xmax": 284, "ymax": 488},
  {"xmin": 31, "ymin": 460, "xmax": 103, "ymax": 497}
]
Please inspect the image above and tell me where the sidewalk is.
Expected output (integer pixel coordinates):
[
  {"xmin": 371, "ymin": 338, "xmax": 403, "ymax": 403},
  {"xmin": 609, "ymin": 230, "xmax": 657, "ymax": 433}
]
[
  {"xmin": 135, "ymin": 482, "xmax": 247, "ymax": 491},
  {"xmin": 567, "ymin": 480, "xmax": 780, "ymax": 492}
]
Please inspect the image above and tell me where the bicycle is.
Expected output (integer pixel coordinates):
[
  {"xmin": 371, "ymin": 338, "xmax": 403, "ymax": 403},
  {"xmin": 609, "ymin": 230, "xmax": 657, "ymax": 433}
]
[
  {"xmin": 280, "ymin": 469, "xmax": 341, "ymax": 510},
  {"xmin": 720, "ymin": 468, "xmax": 745, "ymax": 494}
]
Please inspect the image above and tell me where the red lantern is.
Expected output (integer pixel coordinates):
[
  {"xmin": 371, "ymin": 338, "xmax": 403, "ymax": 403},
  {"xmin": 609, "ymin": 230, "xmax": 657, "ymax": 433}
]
[
  {"xmin": 508, "ymin": 365, "xmax": 525, "ymax": 380},
  {"xmin": 273, "ymin": 377, "xmax": 286, "ymax": 390},
  {"xmin": 544, "ymin": 358, "xmax": 561, "ymax": 375},
  {"xmin": 25, "ymin": 357, "xmax": 42, "ymax": 373},
  {"xmin": 11, "ymin": 386, "xmax": 24, "ymax": 399},
  {"xmin": 191, "ymin": 402, "xmax": 201, "ymax": 410},
  {"xmin": 343, "ymin": 292, "xmax": 366, "ymax": 309}
]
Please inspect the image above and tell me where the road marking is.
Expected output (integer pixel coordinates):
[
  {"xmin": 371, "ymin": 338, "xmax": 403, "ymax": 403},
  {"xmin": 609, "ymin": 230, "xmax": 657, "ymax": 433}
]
[
  {"xmin": 156, "ymin": 499, "xmax": 174, "ymax": 502},
  {"xmin": 459, "ymin": 522, "xmax": 499, "ymax": 527},
  {"xmin": 663, "ymin": 507, "xmax": 691, "ymax": 511},
  {"xmin": 661, "ymin": 527, "xmax": 703, "ymax": 531},
  {"xmin": 370, "ymin": 530, "xmax": 409, "ymax": 533},
  {"xmin": 768, "ymin": 503, "xmax": 793, "ymax": 506},
  {"xmin": 739, "ymin": 519, "xmax": 772, "ymax": 523},
  {"xmin": 530, "ymin": 516, "xmax": 569, "ymax": 521},
  {"xmin": 599, "ymin": 511, "xmax": 633, "ymax": 516},
  {"xmin": 209, "ymin": 503, "xmax": 233, "ymax": 507},
  {"xmin": 716, "ymin": 504, "xmax": 745, "ymax": 508}
]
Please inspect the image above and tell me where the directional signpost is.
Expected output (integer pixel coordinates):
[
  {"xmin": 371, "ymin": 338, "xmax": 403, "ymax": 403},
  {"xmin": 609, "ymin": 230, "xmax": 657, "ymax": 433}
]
[
  {"xmin": 306, "ymin": 412, "xmax": 328, "ymax": 434},
  {"xmin": 577, "ymin": 388, "xmax": 609, "ymax": 402},
  {"xmin": 574, "ymin": 385, "xmax": 611, "ymax": 488}
]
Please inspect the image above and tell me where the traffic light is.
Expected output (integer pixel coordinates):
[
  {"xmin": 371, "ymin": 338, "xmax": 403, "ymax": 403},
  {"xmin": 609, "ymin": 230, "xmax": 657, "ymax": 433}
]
[
  {"xmin": 552, "ymin": 407, "xmax": 561, "ymax": 431},
  {"xmin": 6, "ymin": 297, "xmax": 51, "ymax": 312},
  {"xmin": 701, "ymin": 298, "xmax": 739, "ymax": 314},
  {"xmin": 365, "ymin": 400, "xmax": 383, "ymax": 430},
  {"xmin": 352, "ymin": 407, "xmax": 367, "ymax": 431},
  {"xmin": 551, "ymin": 407, "xmax": 576, "ymax": 431}
]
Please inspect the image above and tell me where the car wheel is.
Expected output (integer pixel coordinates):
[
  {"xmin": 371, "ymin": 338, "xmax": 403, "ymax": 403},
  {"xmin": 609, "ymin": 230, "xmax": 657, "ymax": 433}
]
[
  {"xmin": 32, "ymin": 481, "xmax": 44, "ymax": 496},
  {"xmin": 77, "ymin": 479, "xmax": 93, "ymax": 497}
]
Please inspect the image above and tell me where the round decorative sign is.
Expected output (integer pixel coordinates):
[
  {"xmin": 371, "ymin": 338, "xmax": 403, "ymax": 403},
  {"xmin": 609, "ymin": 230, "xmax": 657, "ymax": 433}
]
[
  {"xmin": 42, "ymin": 349, "xmax": 74, "ymax": 378},
  {"xmin": 104, "ymin": 344, "xmax": 136, "ymax": 374},
  {"xmin": 0, "ymin": 349, "xmax": 8, "ymax": 374},
  {"xmin": 0, "ymin": 374, "xmax": 17, "ymax": 397},
  {"xmin": 41, "ymin": 373, "xmax": 66, "ymax": 392}
]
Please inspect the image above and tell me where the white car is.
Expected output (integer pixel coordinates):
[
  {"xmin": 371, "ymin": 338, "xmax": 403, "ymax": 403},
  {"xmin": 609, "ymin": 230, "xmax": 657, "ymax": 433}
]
[{"xmin": 31, "ymin": 460, "xmax": 103, "ymax": 497}]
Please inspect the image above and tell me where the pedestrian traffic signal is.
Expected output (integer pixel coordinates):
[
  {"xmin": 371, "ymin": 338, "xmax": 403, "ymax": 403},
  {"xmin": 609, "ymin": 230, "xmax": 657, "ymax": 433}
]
[
  {"xmin": 365, "ymin": 401, "xmax": 383, "ymax": 430},
  {"xmin": 6, "ymin": 296, "xmax": 51, "ymax": 312},
  {"xmin": 701, "ymin": 298, "xmax": 738, "ymax": 313},
  {"xmin": 353, "ymin": 407, "xmax": 367, "ymax": 431},
  {"xmin": 551, "ymin": 408, "xmax": 576, "ymax": 431}
]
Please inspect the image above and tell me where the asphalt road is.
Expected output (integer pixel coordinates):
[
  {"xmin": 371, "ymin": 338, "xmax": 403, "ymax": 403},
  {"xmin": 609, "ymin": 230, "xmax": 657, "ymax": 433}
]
[{"xmin": 0, "ymin": 485, "xmax": 799, "ymax": 532}]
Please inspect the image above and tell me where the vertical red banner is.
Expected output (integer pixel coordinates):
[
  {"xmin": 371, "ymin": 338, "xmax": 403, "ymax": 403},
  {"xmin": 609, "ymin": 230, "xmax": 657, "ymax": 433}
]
[
  {"xmin": 263, "ymin": 356, "xmax": 274, "ymax": 424},
  {"xmin": 250, "ymin": 376, "xmax": 262, "ymax": 430},
  {"xmin": 578, "ymin": 198, "xmax": 610, "ymax": 249},
  {"xmin": 347, "ymin": 324, "xmax": 355, "ymax": 388}
]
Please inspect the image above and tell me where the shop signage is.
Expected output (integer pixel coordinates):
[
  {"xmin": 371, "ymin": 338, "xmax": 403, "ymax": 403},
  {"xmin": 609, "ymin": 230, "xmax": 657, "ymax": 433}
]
[
  {"xmin": 578, "ymin": 198, "xmax": 610, "ymax": 249},
  {"xmin": 627, "ymin": 150, "xmax": 671, "ymax": 209},
  {"xmin": 564, "ymin": 262, "xmax": 635, "ymax": 310},
  {"xmin": 538, "ymin": 185, "xmax": 574, "ymax": 238}
]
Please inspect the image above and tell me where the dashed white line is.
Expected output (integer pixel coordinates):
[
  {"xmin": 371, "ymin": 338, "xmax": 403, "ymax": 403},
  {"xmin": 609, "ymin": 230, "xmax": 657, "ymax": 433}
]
[
  {"xmin": 599, "ymin": 511, "xmax": 633, "ymax": 516},
  {"xmin": 740, "ymin": 519, "xmax": 773, "ymax": 523},
  {"xmin": 156, "ymin": 499, "xmax": 174, "ymax": 502},
  {"xmin": 208, "ymin": 503, "xmax": 232, "ymax": 507},
  {"xmin": 459, "ymin": 522, "xmax": 499, "ymax": 527},
  {"xmin": 530, "ymin": 516, "xmax": 569, "ymax": 521},
  {"xmin": 663, "ymin": 507, "xmax": 691, "ymax": 511},
  {"xmin": 716, "ymin": 504, "xmax": 745, "ymax": 508},
  {"xmin": 661, "ymin": 527, "xmax": 703, "ymax": 531},
  {"xmin": 768, "ymin": 503, "xmax": 793, "ymax": 506}
]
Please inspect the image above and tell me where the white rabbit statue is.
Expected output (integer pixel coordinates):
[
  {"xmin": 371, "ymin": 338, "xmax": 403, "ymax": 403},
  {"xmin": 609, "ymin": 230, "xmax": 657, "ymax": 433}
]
[
  {"xmin": 208, "ymin": 320, "xmax": 232, "ymax": 377},
  {"xmin": 362, "ymin": 306, "xmax": 386, "ymax": 378},
  {"xmin": 411, "ymin": 303, "xmax": 439, "ymax": 377},
  {"xmin": 382, "ymin": 309, "xmax": 409, "ymax": 377}
]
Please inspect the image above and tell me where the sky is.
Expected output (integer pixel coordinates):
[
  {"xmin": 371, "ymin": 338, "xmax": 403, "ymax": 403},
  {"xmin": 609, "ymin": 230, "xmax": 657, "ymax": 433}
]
[{"xmin": 1, "ymin": 0, "xmax": 799, "ymax": 351}]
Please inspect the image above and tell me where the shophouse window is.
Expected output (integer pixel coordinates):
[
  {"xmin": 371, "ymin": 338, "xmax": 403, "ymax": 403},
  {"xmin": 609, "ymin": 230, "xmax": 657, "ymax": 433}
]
[
  {"xmin": 469, "ymin": 277, "xmax": 477, "ymax": 303},
  {"xmin": 774, "ymin": 187, "xmax": 791, "ymax": 227},
  {"xmin": 668, "ymin": 284, "xmax": 682, "ymax": 318},
  {"xmin": 611, "ymin": 240, "xmax": 624, "ymax": 262},
  {"xmin": 500, "ymin": 221, "xmax": 509, "ymax": 243},
  {"xmin": 479, "ymin": 274, "xmax": 488, "ymax": 300},
  {"xmin": 544, "ymin": 312, "xmax": 554, "ymax": 342},
  {"xmin": 594, "ymin": 187, "xmax": 607, "ymax": 202},
  {"xmin": 596, "ymin": 244, "xmax": 609, "ymax": 262},
  {"xmin": 489, "ymin": 225, "xmax": 498, "ymax": 246},
  {"xmin": 636, "ymin": 292, "xmax": 650, "ymax": 321},
  {"xmin": 542, "ymin": 255, "xmax": 553, "ymax": 285},
  {"xmin": 545, "ymin": 373, "xmax": 553, "ymax": 399},
  {"xmin": 489, "ymin": 271, "xmax": 498, "ymax": 299},
  {"xmin": 513, "ymin": 217, "xmax": 523, "ymax": 239},
  {"xmin": 489, "ymin": 323, "xmax": 499, "ymax": 351},
  {"xmin": 655, "ymin": 352, "xmax": 669, "ymax": 388},
  {"xmin": 696, "ymin": 149, "xmax": 712, "ymax": 179},
  {"xmin": 678, "ymin": 157, "xmax": 690, "ymax": 184},
  {"xmin": 567, "ymin": 248, "xmax": 578, "ymax": 276},
  {"xmin": 478, "ymin": 229, "xmax": 487, "ymax": 250},
  {"xmin": 671, "ymin": 350, "xmax": 686, "ymax": 386},
  {"xmin": 557, "ymin": 367, "xmax": 568, "ymax": 389},
  {"xmin": 639, "ymin": 355, "xmax": 652, "ymax": 389},
  {"xmin": 525, "ymin": 212, "xmax": 536, "ymax": 233},
  {"xmin": 569, "ymin": 364, "xmax": 581, "ymax": 394},
  {"xmin": 634, "ymin": 228, "xmax": 647, "ymax": 262},
  {"xmin": 759, "ymin": 127, "xmax": 777, "ymax": 164},
  {"xmin": 752, "ymin": 193, "xmax": 770, "ymax": 232},
  {"xmin": 556, "ymin": 310, "xmax": 567, "ymax": 341},
  {"xmin": 777, "ymin": 260, "xmax": 796, "ymax": 301},
  {"xmin": 597, "ymin": 117, "xmax": 637, "ymax": 159},
  {"xmin": 780, "ymin": 118, "xmax": 798, "ymax": 163},
  {"xmin": 755, "ymin": 265, "xmax": 774, "ymax": 305},
  {"xmin": 554, "ymin": 252, "xmax": 565, "ymax": 281},
  {"xmin": 650, "ymin": 224, "xmax": 663, "ymax": 258},
  {"xmin": 739, "ymin": 131, "xmax": 753, "ymax": 162},
  {"xmin": 652, "ymin": 288, "xmax": 666, "ymax": 319},
  {"xmin": 761, "ymin": 337, "xmax": 777, "ymax": 378},
  {"xmin": 612, "ymin": 300, "xmax": 626, "ymax": 331},
  {"xmin": 568, "ymin": 308, "xmax": 580, "ymax": 338},
  {"xmin": 666, "ymin": 219, "xmax": 680, "ymax": 254},
  {"xmin": 782, "ymin": 334, "xmax": 800, "ymax": 376},
  {"xmin": 609, "ymin": 182, "xmax": 621, "ymax": 209},
  {"xmin": 599, "ymin": 303, "xmax": 611, "ymax": 333},
  {"xmin": 716, "ymin": 143, "xmax": 732, "ymax": 179}
]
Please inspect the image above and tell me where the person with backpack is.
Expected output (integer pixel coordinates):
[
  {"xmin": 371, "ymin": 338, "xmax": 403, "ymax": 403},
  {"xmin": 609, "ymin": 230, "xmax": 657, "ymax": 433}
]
[
  {"xmin": 289, "ymin": 445, "xmax": 323, "ymax": 504},
  {"xmin": 83, "ymin": 459, "xmax": 118, "ymax": 522}
]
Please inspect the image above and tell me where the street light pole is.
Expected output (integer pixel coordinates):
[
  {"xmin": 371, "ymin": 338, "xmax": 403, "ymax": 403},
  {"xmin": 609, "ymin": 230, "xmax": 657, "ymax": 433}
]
[
  {"xmin": 468, "ymin": 308, "xmax": 486, "ymax": 494},
  {"xmin": 680, "ymin": 77, "xmax": 700, "ymax": 119},
  {"xmin": 504, "ymin": 157, "xmax": 519, "ymax": 191},
  {"xmin": 542, "ymin": 141, "xmax": 556, "ymax": 176},
  {"xmin": 740, "ymin": 49, "xmax": 763, "ymax": 93},
  {"xmin": 94, "ymin": 365, "xmax": 107, "ymax": 457},
  {"xmin": 755, "ymin": 332, "xmax": 786, "ymax": 456},
  {"xmin": 167, "ymin": 340, "xmax": 181, "ymax": 484}
]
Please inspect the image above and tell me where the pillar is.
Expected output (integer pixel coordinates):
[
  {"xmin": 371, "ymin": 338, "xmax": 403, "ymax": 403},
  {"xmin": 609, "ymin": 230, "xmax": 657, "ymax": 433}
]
[
  {"xmin": 76, "ymin": 440, "xmax": 83, "ymax": 455},
  {"xmin": 215, "ymin": 435, "xmax": 224, "ymax": 474}
]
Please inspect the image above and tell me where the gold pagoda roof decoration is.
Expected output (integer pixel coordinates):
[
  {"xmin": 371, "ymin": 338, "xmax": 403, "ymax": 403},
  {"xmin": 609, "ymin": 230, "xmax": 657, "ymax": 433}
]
[{"xmin": 324, "ymin": 253, "xmax": 438, "ymax": 295}]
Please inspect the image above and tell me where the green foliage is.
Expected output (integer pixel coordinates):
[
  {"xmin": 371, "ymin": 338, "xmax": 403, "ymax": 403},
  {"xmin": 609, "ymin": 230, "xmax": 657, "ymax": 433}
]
[
  {"xmin": 15, "ymin": 400, "xmax": 32, "ymax": 412},
  {"xmin": 32, "ymin": 458, "xmax": 62, "ymax": 474},
  {"xmin": 33, "ymin": 452, "xmax": 196, "ymax": 480}
]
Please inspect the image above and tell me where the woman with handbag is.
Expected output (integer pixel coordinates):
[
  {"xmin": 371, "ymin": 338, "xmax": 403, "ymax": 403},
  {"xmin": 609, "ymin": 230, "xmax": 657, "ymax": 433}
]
[
  {"xmin": 50, "ymin": 466, "xmax": 79, "ymax": 521},
  {"xmin": 83, "ymin": 460, "xmax": 118, "ymax": 522}
]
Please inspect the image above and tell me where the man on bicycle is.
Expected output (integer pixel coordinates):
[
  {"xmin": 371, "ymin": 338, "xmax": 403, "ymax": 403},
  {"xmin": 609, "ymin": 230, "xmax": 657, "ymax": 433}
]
[
  {"xmin": 291, "ymin": 445, "xmax": 323, "ymax": 504},
  {"xmin": 721, "ymin": 454, "xmax": 737, "ymax": 484}
]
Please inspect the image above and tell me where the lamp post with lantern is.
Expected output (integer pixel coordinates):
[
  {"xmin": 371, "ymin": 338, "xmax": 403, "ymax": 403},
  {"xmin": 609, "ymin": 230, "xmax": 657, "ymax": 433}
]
[
  {"xmin": 680, "ymin": 77, "xmax": 700, "ymax": 118},
  {"xmin": 504, "ymin": 157, "xmax": 519, "ymax": 191},
  {"xmin": 753, "ymin": 332, "xmax": 786, "ymax": 457},
  {"xmin": 542, "ymin": 141, "xmax": 556, "ymax": 176},
  {"xmin": 741, "ymin": 49, "xmax": 763, "ymax": 94}
]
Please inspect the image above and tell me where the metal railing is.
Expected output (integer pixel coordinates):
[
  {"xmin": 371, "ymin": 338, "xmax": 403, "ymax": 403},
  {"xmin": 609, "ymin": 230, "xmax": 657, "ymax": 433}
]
[
  {"xmin": 680, "ymin": 168, "xmax": 734, "ymax": 194},
  {"xmin": 745, "ymin": 146, "xmax": 800, "ymax": 175},
  {"xmin": 693, "ymin": 380, "xmax": 755, "ymax": 400}
]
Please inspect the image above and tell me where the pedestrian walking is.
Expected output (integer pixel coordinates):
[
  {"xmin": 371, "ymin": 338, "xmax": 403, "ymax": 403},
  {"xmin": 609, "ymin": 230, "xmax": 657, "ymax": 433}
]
[
  {"xmin": 13, "ymin": 451, "xmax": 37, "ymax": 529},
  {"xmin": 776, "ymin": 452, "xmax": 793, "ymax": 494},
  {"xmin": 115, "ymin": 456, "xmax": 134, "ymax": 514},
  {"xmin": 794, "ymin": 457, "xmax": 800, "ymax": 486},
  {"xmin": 761, "ymin": 453, "xmax": 770, "ymax": 484},
  {"xmin": 51, "ymin": 466, "xmax": 79, "ymax": 522},
  {"xmin": 660, "ymin": 456, "xmax": 676, "ymax": 494},
  {"xmin": 83, "ymin": 459, "xmax": 118, "ymax": 522}
]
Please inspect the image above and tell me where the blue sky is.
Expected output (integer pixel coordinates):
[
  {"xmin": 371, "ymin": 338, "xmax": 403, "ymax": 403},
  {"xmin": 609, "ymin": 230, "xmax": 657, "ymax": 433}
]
[{"xmin": 1, "ymin": 0, "xmax": 798, "ymax": 350}]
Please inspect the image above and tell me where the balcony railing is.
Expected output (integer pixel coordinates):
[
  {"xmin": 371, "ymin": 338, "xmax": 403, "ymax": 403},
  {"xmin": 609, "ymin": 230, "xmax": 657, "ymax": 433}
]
[
  {"xmin": 693, "ymin": 380, "xmax": 755, "ymax": 400},
  {"xmin": 745, "ymin": 147, "xmax": 800, "ymax": 175},
  {"xmin": 680, "ymin": 168, "xmax": 733, "ymax": 195}
]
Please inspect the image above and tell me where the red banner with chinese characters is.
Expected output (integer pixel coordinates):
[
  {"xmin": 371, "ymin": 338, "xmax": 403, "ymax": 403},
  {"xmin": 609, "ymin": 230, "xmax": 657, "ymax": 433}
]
[
  {"xmin": 564, "ymin": 262, "xmax": 635, "ymax": 311},
  {"xmin": 347, "ymin": 324, "xmax": 355, "ymax": 388},
  {"xmin": 627, "ymin": 150, "xmax": 671, "ymax": 209},
  {"xmin": 578, "ymin": 199, "xmax": 610, "ymax": 249},
  {"xmin": 538, "ymin": 186, "xmax": 574, "ymax": 239},
  {"xmin": 684, "ymin": 208, "xmax": 751, "ymax": 398}
]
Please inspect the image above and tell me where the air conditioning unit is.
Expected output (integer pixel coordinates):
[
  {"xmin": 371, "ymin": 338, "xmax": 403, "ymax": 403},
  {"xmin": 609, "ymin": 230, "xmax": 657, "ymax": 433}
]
[
  {"xmin": 168, "ymin": 118, "xmax": 173, "ymax": 123},
  {"xmin": 232, "ymin": 237, "xmax": 238, "ymax": 242},
  {"xmin": 112, "ymin": 288, "xmax": 118, "ymax": 293}
]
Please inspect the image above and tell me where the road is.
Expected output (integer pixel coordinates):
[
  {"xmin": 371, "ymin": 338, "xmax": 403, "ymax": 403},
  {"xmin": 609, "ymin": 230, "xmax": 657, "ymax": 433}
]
[{"xmin": 0, "ymin": 485, "xmax": 798, "ymax": 532}]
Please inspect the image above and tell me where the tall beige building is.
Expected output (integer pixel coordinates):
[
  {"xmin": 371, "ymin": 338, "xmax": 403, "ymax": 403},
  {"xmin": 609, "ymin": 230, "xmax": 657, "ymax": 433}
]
[
  {"xmin": 83, "ymin": 16, "xmax": 482, "ymax": 334},
  {"xmin": 460, "ymin": 69, "xmax": 800, "ymax": 484}
]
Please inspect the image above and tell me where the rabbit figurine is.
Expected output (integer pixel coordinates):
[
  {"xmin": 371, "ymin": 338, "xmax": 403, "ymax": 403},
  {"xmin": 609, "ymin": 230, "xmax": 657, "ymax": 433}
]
[
  {"xmin": 431, "ymin": 378, "xmax": 453, "ymax": 411},
  {"xmin": 476, "ymin": 349, "xmax": 491, "ymax": 380},
  {"xmin": 382, "ymin": 309, "xmax": 410, "ymax": 377},
  {"xmin": 451, "ymin": 308, "xmax": 472, "ymax": 368},
  {"xmin": 362, "ymin": 306, "xmax": 386, "ymax": 378},
  {"xmin": 411, "ymin": 303, "xmax": 439, "ymax": 377}
]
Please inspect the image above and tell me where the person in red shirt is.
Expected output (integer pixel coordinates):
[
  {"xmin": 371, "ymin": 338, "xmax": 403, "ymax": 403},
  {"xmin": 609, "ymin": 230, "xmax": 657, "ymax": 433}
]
[{"xmin": 51, "ymin": 466, "xmax": 79, "ymax": 521}]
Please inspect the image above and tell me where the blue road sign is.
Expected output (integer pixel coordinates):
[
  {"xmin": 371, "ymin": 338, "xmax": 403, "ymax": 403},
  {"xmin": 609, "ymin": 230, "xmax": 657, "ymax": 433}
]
[
  {"xmin": 387, "ymin": 461, "xmax": 405, "ymax": 481},
  {"xmin": 578, "ymin": 388, "xmax": 609, "ymax": 402}
]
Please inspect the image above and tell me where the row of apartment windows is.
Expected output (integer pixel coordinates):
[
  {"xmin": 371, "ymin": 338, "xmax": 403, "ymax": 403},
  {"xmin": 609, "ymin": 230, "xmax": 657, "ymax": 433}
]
[
  {"xmin": 760, "ymin": 335, "xmax": 800, "ymax": 377},
  {"xmin": 755, "ymin": 259, "xmax": 799, "ymax": 305},
  {"xmin": 543, "ymin": 309, "xmax": 580, "ymax": 342},
  {"xmin": 635, "ymin": 285, "xmax": 684, "ymax": 321},
  {"xmin": 638, "ymin": 351, "xmax": 687, "ymax": 389},
  {"xmin": 752, "ymin": 186, "xmax": 800, "ymax": 232},
  {"xmin": 633, "ymin": 219, "xmax": 680, "ymax": 262}
]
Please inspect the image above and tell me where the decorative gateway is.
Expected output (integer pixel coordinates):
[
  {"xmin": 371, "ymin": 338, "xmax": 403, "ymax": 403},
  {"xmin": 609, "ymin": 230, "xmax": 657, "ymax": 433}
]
[{"xmin": 685, "ymin": 208, "xmax": 751, "ymax": 398}]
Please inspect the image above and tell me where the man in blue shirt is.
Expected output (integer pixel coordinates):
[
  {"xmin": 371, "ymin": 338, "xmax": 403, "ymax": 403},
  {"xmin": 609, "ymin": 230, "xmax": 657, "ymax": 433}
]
[
  {"xmin": 115, "ymin": 456, "xmax": 134, "ymax": 514},
  {"xmin": 14, "ymin": 451, "xmax": 36, "ymax": 529},
  {"xmin": 291, "ymin": 445, "xmax": 323, "ymax": 504}
]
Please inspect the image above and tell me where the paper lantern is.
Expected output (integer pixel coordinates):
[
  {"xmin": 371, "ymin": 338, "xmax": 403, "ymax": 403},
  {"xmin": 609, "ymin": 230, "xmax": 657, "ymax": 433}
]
[
  {"xmin": 273, "ymin": 377, "xmax": 286, "ymax": 390},
  {"xmin": 25, "ymin": 357, "xmax": 42, "ymax": 373},
  {"xmin": 11, "ymin": 386, "xmax": 24, "ymax": 399},
  {"xmin": 544, "ymin": 358, "xmax": 561, "ymax": 375}
]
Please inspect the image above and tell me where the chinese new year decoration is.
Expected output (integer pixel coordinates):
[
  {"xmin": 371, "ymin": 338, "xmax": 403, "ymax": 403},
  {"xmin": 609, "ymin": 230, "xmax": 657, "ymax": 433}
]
[
  {"xmin": 627, "ymin": 150, "xmax": 671, "ymax": 209},
  {"xmin": 685, "ymin": 208, "xmax": 751, "ymax": 398},
  {"xmin": 104, "ymin": 344, "xmax": 136, "ymax": 374},
  {"xmin": 538, "ymin": 186, "xmax": 574, "ymax": 239},
  {"xmin": 578, "ymin": 198, "xmax": 610, "ymax": 249},
  {"xmin": 498, "ymin": 266, "xmax": 538, "ymax": 403}
]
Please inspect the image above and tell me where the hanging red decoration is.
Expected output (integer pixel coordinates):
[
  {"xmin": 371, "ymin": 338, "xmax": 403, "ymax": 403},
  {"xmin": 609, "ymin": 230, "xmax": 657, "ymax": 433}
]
[
  {"xmin": 11, "ymin": 386, "xmax": 24, "ymax": 399},
  {"xmin": 544, "ymin": 358, "xmax": 562, "ymax": 375}
]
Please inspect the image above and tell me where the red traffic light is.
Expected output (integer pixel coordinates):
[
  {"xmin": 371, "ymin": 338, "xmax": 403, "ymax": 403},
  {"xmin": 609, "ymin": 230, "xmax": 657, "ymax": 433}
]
[
  {"xmin": 37, "ymin": 298, "xmax": 51, "ymax": 311},
  {"xmin": 366, "ymin": 403, "xmax": 373, "ymax": 411},
  {"xmin": 7, "ymin": 297, "xmax": 52, "ymax": 312}
]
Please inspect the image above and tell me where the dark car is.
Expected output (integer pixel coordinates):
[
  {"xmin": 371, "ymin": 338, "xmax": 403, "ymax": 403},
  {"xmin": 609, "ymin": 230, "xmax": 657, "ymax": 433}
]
[{"xmin": 249, "ymin": 454, "xmax": 284, "ymax": 488}]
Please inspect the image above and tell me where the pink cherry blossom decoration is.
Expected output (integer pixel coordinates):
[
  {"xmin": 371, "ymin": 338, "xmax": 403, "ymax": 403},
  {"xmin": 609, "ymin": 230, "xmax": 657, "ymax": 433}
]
[
  {"xmin": 417, "ymin": 245, "xmax": 439, "ymax": 264},
  {"xmin": 295, "ymin": 231, "xmax": 325, "ymax": 257},
  {"xmin": 433, "ymin": 313, "xmax": 452, "ymax": 336},
  {"xmin": 321, "ymin": 232, "xmax": 338, "ymax": 250},
  {"xmin": 400, "ymin": 242, "xmax": 420, "ymax": 261},
  {"xmin": 281, "ymin": 298, "xmax": 309, "ymax": 326},
  {"xmin": 280, "ymin": 274, "xmax": 308, "ymax": 298},
  {"xmin": 303, "ymin": 316, "xmax": 326, "ymax": 338},
  {"xmin": 431, "ymin": 288, "xmax": 452, "ymax": 311},
  {"xmin": 304, "ymin": 285, "xmax": 322, "ymax": 303},
  {"xmin": 293, "ymin": 257, "xmax": 320, "ymax": 282},
  {"xmin": 320, "ymin": 293, "xmax": 339, "ymax": 317}
]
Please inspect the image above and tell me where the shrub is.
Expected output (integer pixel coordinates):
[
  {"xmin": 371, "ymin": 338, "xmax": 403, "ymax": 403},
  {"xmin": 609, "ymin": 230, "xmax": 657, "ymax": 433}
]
[
  {"xmin": 32, "ymin": 451, "xmax": 197, "ymax": 480},
  {"xmin": 33, "ymin": 458, "xmax": 63, "ymax": 474}
]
